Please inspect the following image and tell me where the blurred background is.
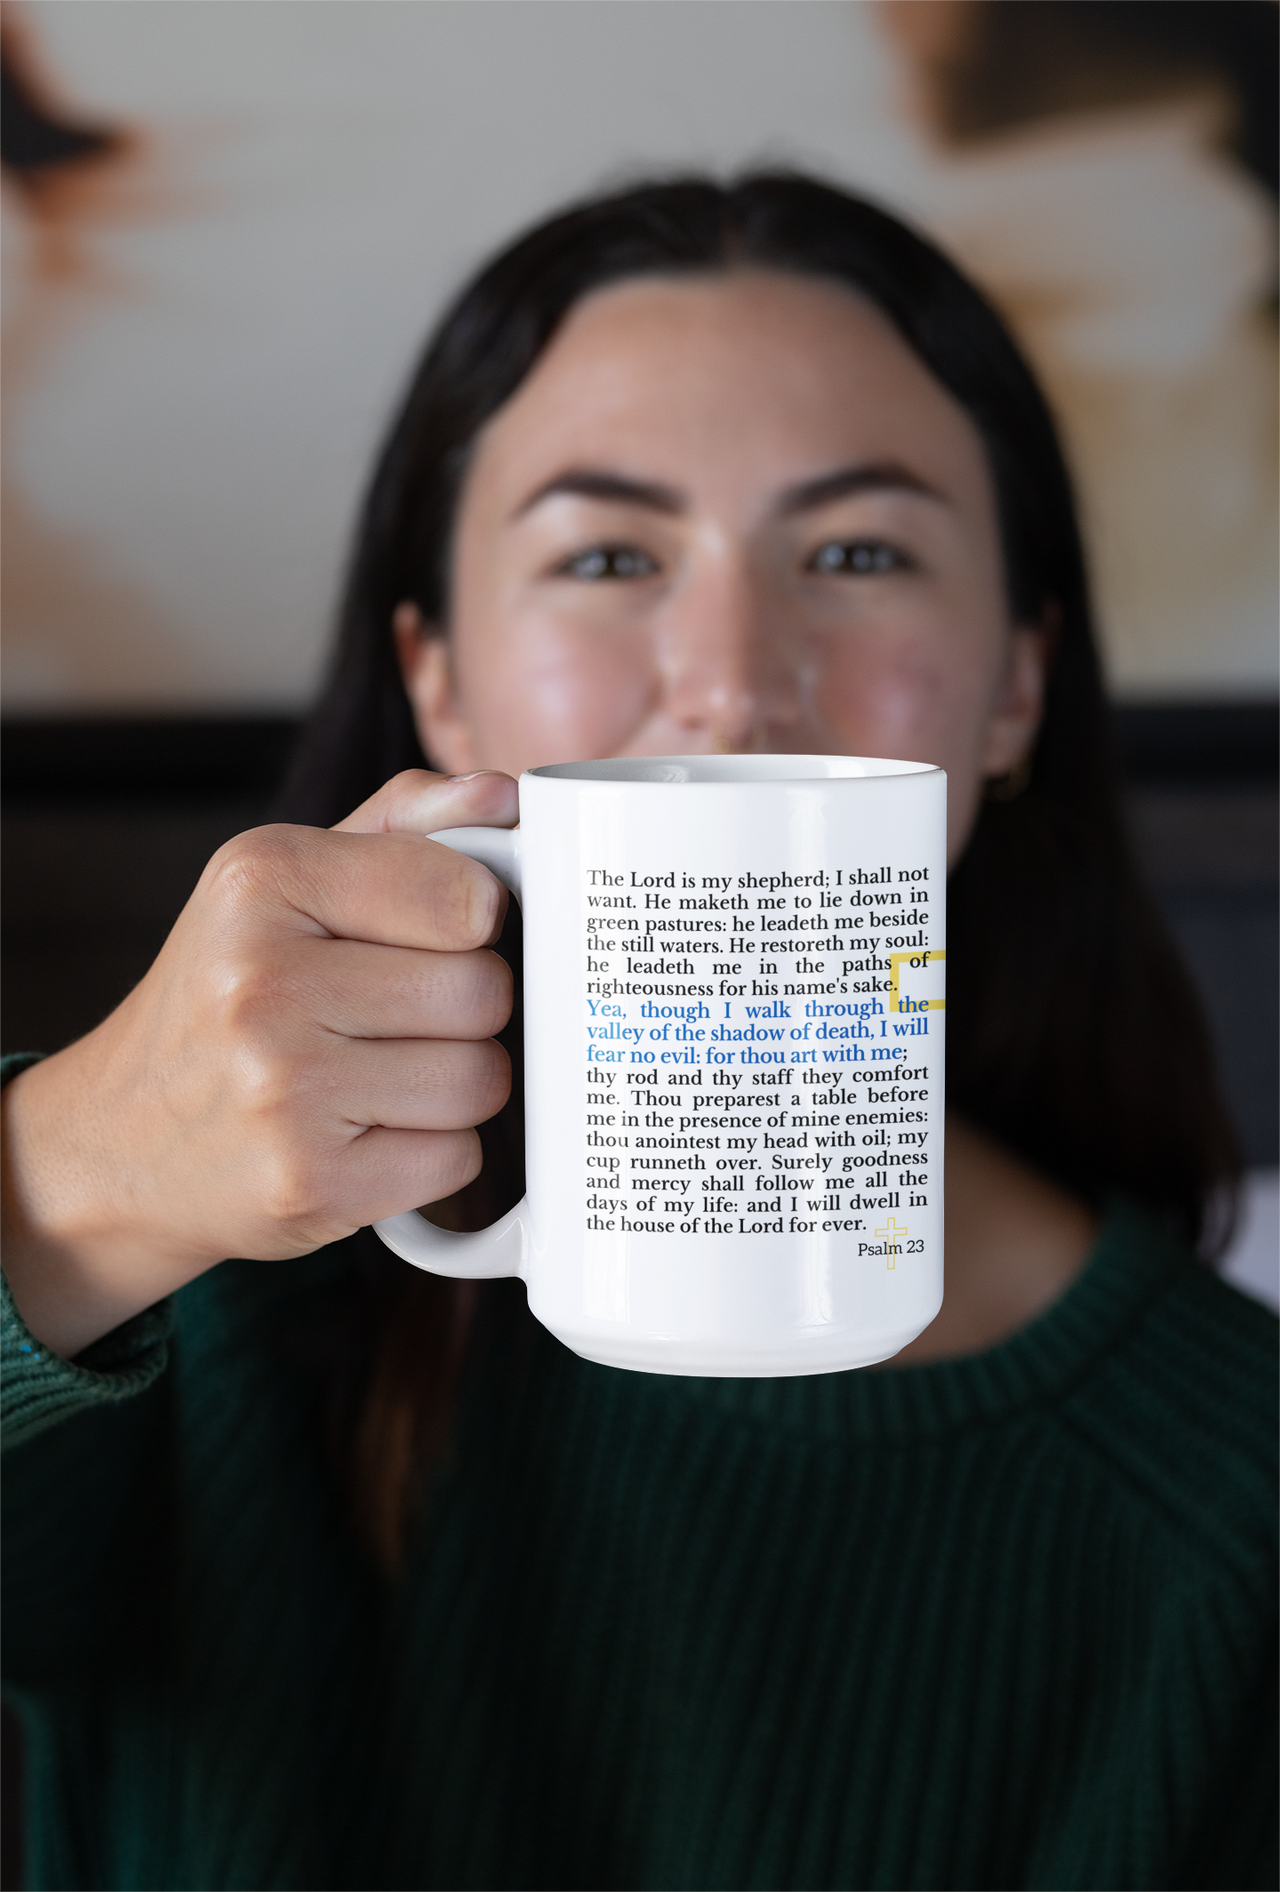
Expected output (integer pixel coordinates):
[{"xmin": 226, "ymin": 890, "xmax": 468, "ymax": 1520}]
[{"xmin": 3, "ymin": 0, "xmax": 1277, "ymax": 1283}]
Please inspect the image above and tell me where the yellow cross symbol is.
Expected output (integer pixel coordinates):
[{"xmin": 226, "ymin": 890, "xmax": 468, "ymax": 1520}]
[{"xmin": 875, "ymin": 1215, "xmax": 908, "ymax": 1269}]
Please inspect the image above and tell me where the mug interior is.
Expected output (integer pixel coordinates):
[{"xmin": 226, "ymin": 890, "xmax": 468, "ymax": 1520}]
[{"xmin": 529, "ymin": 755, "xmax": 937, "ymax": 785}]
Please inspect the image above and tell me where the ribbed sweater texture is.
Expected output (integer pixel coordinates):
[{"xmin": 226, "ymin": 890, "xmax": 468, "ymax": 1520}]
[{"xmin": 2, "ymin": 1072, "xmax": 1275, "ymax": 1890}]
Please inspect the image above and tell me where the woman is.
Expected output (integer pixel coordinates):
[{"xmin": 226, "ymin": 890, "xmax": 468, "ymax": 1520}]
[{"xmin": 2, "ymin": 175, "xmax": 1274, "ymax": 1892}]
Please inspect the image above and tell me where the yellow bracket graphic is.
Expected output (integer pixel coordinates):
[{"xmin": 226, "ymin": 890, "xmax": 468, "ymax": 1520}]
[{"xmin": 889, "ymin": 948, "xmax": 946, "ymax": 1014}]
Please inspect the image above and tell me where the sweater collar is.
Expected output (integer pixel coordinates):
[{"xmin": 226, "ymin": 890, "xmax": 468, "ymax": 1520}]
[{"xmin": 650, "ymin": 1199, "xmax": 1190, "ymax": 1442}]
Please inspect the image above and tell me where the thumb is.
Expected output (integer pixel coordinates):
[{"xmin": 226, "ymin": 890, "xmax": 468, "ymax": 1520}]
[{"xmin": 332, "ymin": 768, "xmax": 520, "ymax": 837}]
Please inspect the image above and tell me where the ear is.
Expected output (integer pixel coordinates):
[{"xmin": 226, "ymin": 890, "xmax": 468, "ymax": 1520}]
[
  {"xmin": 979, "ymin": 621, "xmax": 1050, "ymax": 780},
  {"xmin": 393, "ymin": 602, "xmax": 478, "ymax": 776}
]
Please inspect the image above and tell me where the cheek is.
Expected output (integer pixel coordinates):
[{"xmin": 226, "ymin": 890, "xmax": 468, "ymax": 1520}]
[
  {"xmin": 813, "ymin": 627, "xmax": 996, "ymax": 864},
  {"xmin": 816, "ymin": 628, "xmax": 982, "ymax": 762},
  {"xmin": 457, "ymin": 615, "xmax": 658, "ymax": 769}
]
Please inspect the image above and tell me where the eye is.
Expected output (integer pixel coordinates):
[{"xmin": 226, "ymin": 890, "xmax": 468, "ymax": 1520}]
[
  {"xmin": 557, "ymin": 544, "xmax": 659, "ymax": 581},
  {"xmin": 807, "ymin": 539, "xmax": 912, "ymax": 576}
]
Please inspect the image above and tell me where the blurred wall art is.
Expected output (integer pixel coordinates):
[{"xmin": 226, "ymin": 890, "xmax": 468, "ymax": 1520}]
[
  {"xmin": 2, "ymin": 0, "xmax": 1276, "ymax": 714},
  {"xmin": 883, "ymin": 0, "xmax": 1278, "ymax": 700}
]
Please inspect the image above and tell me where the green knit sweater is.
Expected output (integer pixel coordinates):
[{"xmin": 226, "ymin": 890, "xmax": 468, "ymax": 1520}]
[{"xmin": 2, "ymin": 1064, "xmax": 1275, "ymax": 1890}]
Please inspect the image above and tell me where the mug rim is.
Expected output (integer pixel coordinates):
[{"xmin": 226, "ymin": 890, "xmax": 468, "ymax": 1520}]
[{"xmin": 526, "ymin": 754, "xmax": 942, "ymax": 785}]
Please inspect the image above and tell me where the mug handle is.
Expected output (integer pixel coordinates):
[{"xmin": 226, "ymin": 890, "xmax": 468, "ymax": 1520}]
[{"xmin": 372, "ymin": 827, "xmax": 529, "ymax": 1280}]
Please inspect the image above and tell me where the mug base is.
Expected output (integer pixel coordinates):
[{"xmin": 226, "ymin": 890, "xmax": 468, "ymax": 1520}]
[{"xmin": 555, "ymin": 1322, "xmax": 930, "ymax": 1379}]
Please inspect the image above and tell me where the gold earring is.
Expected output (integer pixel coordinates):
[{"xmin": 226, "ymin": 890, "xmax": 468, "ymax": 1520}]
[{"xmin": 985, "ymin": 752, "xmax": 1033, "ymax": 802}]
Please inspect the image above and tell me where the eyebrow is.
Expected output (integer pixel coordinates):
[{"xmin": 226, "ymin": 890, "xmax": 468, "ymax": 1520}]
[
  {"xmin": 777, "ymin": 462, "xmax": 943, "ymax": 514},
  {"xmin": 512, "ymin": 458, "xmax": 943, "ymax": 524},
  {"xmin": 514, "ymin": 468, "xmax": 685, "ymax": 518}
]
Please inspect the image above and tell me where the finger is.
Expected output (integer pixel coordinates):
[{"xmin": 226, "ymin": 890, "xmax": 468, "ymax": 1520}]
[
  {"xmin": 256, "ymin": 936, "xmax": 512, "ymax": 1042},
  {"xmin": 321, "ymin": 1035, "xmax": 511, "ymax": 1133},
  {"xmin": 332, "ymin": 1125, "xmax": 485, "ymax": 1224},
  {"xmin": 202, "ymin": 825, "xmax": 509, "ymax": 953},
  {"xmin": 333, "ymin": 768, "xmax": 519, "ymax": 838}
]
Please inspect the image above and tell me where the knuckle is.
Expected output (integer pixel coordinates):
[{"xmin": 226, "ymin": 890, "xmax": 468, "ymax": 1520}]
[
  {"xmin": 385, "ymin": 768, "xmax": 436, "ymax": 800},
  {"xmin": 203, "ymin": 825, "xmax": 299, "ymax": 917},
  {"xmin": 257, "ymin": 1143, "xmax": 333, "ymax": 1234},
  {"xmin": 253, "ymin": 1104, "xmax": 366, "ymax": 1236},
  {"xmin": 366, "ymin": 769, "xmax": 441, "ymax": 829},
  {"xmin": 211, "ymin": 950, "xmax": 299, "ymax": 1040},
  {"xmin": 233, "ymin": 1036, "xmax": 303, "ymax": 1118}
]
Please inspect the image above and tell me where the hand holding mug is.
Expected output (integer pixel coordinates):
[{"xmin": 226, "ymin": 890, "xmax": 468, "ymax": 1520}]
[{"xmin": 1, "ymin": 770, "xmax": 519, "ymax": 1358}]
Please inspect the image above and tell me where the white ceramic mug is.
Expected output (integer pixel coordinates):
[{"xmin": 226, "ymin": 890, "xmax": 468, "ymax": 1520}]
[{"xmin": 375, "ymin": 755, "xmax": 946, "ymax": 1376}]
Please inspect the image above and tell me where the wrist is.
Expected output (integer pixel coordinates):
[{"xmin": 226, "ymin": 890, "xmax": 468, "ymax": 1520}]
[{"xmin": 1, "ymin": 1052, "xmax": 214, "ymax": 1358}]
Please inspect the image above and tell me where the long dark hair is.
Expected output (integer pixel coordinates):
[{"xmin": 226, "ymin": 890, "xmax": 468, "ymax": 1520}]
[{"xmin": 276, "ymin": 173, "xmax": 1240, "ymax": 1568}]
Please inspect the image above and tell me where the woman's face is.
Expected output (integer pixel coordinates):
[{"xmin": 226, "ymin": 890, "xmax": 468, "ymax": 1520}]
[{"xmin": 400, "ymin": 268, "xmax": 1045, "ymax": 861}]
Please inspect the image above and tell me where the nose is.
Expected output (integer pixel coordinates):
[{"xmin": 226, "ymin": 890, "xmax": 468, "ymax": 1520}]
[{"xmin": 658, "ymin": 557, "xmax": 804, "ymax": 752}]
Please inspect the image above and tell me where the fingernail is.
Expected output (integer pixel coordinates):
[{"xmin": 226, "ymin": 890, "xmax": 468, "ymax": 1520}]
[{"xmin": 448, "ymin": 771, "xmax": 488, "ymax": 783}]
